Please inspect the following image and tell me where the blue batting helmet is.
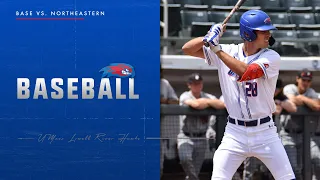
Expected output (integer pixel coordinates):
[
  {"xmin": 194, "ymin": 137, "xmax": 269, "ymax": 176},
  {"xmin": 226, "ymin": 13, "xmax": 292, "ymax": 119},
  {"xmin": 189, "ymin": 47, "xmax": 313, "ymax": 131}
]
[{"xmin": 239, "ymin": 10, "xmax": 277, "ymax": 42}]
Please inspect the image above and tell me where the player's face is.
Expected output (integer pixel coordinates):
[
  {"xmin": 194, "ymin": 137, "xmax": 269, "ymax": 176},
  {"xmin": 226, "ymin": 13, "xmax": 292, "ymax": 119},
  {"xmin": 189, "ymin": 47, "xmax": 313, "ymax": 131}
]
[
  {"xmin": 188, "ymin": 81, "xmax": 203, "ymax": 93},
  {"xmin": 255, "ymin": 30, "xmax": 271, "ymax": 48},
  {"xmin": 296, "ymin": 77, "xmax": 312, "ymax": 92}
]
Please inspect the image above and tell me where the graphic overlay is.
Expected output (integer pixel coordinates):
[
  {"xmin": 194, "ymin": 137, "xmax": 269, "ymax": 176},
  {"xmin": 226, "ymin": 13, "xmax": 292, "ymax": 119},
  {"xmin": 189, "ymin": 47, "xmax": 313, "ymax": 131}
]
[
  {"xmin": 0, "ymin": 0, "xmax": 159, "ymax": 180},
  {"xmin": 16, "ymin": 64, "xmax": 139, "ymax": 100},
  {"xmin": 16, "ymin": 10, "xmax": 105, "ymax": 20}
]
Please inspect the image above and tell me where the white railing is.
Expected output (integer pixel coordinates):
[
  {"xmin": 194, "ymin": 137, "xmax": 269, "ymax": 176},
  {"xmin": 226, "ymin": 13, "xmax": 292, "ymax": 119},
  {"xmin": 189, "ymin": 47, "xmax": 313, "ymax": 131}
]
[
  {"xmin": 161, "ymin": 55, "xmax": 320, "ymax": 71},
  {"xmin": 161, "ymin": 0, "xmax": 169, "ymax": 55}
]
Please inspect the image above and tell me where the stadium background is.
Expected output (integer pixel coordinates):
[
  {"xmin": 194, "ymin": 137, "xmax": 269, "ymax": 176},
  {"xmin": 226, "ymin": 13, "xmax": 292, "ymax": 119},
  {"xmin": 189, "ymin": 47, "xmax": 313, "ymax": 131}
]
[{"xmin": 160, "ymin": 0, "xmax": 320, "ymax": 179}]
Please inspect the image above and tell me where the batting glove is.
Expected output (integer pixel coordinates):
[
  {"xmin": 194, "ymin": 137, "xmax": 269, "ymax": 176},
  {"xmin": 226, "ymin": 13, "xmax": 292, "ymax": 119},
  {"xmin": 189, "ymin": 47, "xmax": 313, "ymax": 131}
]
[
  {"xmin": 203, "ymin": 24, "xmax": 223, "ymax": 45},
  {"xmin": 203, "ymin": 24, "xmax": 223, "ymax": 53}
]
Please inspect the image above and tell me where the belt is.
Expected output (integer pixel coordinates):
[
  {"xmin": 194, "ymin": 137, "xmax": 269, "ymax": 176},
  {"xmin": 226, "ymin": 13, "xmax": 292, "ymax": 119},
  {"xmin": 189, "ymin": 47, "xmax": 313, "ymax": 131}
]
[
  {"xmin": 228, "ymin": 116, "xmax": 271, "ymax": 127},
  {"xmin": 184, "ymin": 132, "xmax": 206, "ymax": 137}
]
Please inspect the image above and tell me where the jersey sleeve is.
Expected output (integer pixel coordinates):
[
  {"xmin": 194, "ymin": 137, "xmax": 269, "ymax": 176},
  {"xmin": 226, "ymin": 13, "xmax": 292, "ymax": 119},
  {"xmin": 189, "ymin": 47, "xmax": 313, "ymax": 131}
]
[
  {"xmin": 252, "ymin": 50, "xmax": 281, "ymax": 79},
  {"xmin": 202, "ymin": 44, "xmax": 232, "ymax": 68},
  {"xmin": 283, "ymin": 84, "xmax": 298, "ymax": 96},
  {"xmin": 219, "ymin": 95, "xmax": 224, "ymax": 102},
  {"xmin": 204, "ymin": 93, "xmax": 217, "ymax": 100},
  {"xmin": 179, "ymin": 92, "xmax": 191, "ymax": 106},
  {"xmin": 165, "ymin": 80, "xmax": 178, "ymax": 100},
  {"xmin": 309, "ymin": 89, "xmax": 320, "ymax": 99}
]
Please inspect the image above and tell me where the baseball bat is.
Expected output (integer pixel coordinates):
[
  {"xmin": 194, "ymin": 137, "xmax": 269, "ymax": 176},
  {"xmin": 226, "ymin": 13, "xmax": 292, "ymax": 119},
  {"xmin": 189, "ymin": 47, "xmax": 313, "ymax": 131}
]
[{"xmin": 204, "ymin": 0, "xmax": 247, "ymax": 47}]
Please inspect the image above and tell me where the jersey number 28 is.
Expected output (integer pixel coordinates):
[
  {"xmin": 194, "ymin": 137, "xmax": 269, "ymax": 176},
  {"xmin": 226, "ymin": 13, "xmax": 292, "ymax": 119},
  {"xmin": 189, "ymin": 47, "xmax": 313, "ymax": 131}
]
[{"xmin": 245, "ymin": 82, "xmax": 258, "ymax": 97}]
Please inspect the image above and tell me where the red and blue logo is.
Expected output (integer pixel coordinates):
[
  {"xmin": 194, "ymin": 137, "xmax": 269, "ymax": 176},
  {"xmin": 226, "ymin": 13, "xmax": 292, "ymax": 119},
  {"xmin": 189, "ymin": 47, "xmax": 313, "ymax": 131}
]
[
  {"xmin": 264, "ymin": 17, "xmax": 271, "ymax": 24},
  {"xmin": 99, "ymin": 63, "xmax": 135, "ymax": 78}
]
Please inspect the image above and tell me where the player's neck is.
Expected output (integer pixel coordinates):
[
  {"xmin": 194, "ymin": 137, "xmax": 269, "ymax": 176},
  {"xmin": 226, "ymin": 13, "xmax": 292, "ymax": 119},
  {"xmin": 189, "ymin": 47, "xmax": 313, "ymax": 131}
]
[
  {"xmin": 298, "ymin": 88, "xmax": 307, "ymax": 94},
  {"xmin": 243, "ymin": 42, "xmax": 261, "ymax": 56},
  {"xmin": 192, "ymin": 92, "xmax": 201, "ymax": 99}
]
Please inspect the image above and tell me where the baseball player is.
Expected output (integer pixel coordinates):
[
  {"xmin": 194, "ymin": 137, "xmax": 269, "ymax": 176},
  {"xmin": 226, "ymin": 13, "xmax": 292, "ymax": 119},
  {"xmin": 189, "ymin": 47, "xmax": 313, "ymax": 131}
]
[
  {"xmin": 182, "ymin": 10, "xmax": 295, "ymax": 180},
  {"xmin": 280, "ymin": 69, "xmax": 320, "ymax": 180},
  {"xmin": 160, "ymin": 65, "xmax": 179, "ymax": 177},
  {"xmin": 177, "ymin": 73, "xmax": 225, "ymax": 180}
]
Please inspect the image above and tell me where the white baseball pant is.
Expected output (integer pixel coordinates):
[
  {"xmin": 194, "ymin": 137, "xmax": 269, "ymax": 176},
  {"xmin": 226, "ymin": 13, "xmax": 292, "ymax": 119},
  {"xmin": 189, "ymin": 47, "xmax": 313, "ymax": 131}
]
[{"xmin": 211, "ymin": 119, "xmax": 295, "ymax": 180}]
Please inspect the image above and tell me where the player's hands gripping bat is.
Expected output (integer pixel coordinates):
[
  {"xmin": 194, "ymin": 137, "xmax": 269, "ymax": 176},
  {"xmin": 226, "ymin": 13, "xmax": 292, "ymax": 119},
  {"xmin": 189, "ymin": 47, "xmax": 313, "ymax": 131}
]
[
  {"xmin": 203, "ymin": 24, "xmax": 224, "ymax": 47},
  {"xmin": 203, "ymin": 0, "xmax": 247, "ymax": 47}
]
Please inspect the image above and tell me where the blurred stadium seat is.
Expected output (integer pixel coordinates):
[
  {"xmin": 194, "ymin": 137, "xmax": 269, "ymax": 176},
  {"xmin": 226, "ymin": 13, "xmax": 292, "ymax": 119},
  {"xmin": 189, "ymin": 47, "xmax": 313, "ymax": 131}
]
[
  {"xmin": 282, "ymin": 0, "xmax": 307, "ymax": 8},
  {"xmin": 181, "ymin": 5, "xmax": 209, "ymax": 37},
  {"xmin": 228, "ymin": 0, "xmax": 255, "ymax": 6},
  {"xmin": 160, "ymin": 4, "xmax": 182, "ymax": 36},
  {"xmin": 297, "ymin": 24, "xmax": 320, "ymax": 55},
  {"xmin": 181, "ymin": 5, "xmax": 209, "ymax": 28},
  {"xmin": 180, "ymin": 0, "xmax": 203, "ymax": 6},
  {"xmin": 238, "ymin": 5, "xmax": 261, "ymax": 11},
  {"xmin": 290, "ymin": 12, "xmax": 316, "ymax": 26},
  {"xmin": 210, "ymin": 5, "xmax": 234, "ymax": 11},
  {"xmin": 222, "ymin": 23, "xmax": 241, "ymax": 39},
  {"xmin": 234, "ymin": 6, "xmax": 261, "ymax": 23},
  {"xmin": 298, "ymin": 25, "xmax": 320, "ymax": 39},
  {"xmin": 268, "ymin": 12, "xmax": 291, "ymax": 24},
  {"xmin": 315, "ymin": 13, "xmax": 320, "ymax": 24},
  {"xmin": 208, "ymin": 8, "xmax": 238, "ymax": 23},
  {"xmin": 255, "ymin": 0, "xmax": 284, "ymax": 11},
  {"xmin": 289, "ymin": 6, "xmax": 313, "ymax": 13},
  {"xmin": 309, "ymin": 0, "xmax": 320, "ymax": 7},
  {"xmin": 272, "ymin": 25, "xmax": 297, "ymax": 41},
  {"xmin": 202, "ymin": 0, "xmax": 228, "ymax": 6},
  {"xmin": 164, "ymin": 0, "xmax": 176, "ymax": 4},
  {"xmin": 271, "ymin": 25, "xmax": 302, "ymax": 56},
  {"xmin": 191, "ymin": 22, "xmax": 213, "ymax": 37}
]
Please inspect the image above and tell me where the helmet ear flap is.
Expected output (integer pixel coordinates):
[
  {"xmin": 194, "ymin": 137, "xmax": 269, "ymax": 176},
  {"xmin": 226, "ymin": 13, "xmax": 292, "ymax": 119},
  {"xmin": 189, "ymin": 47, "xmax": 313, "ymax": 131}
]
[
  {"xmin": 241, "ymin": 29, "xmax": 257, "ymax": 42},
  {"xmin": 248, "ymin": 30, "xmax": 257, "ymax": 41}
]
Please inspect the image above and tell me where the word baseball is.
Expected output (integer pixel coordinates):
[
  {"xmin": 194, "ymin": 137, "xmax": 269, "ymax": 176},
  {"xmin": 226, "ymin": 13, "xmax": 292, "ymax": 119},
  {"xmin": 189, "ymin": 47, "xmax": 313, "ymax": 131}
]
[{"xmin": 17, "ymin": 78, "xmax": 139, "ymax": 100}]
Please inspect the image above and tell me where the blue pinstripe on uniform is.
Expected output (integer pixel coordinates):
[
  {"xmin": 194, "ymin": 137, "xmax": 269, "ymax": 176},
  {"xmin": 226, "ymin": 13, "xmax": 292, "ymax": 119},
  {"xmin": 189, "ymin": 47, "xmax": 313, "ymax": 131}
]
[
  {"xmin": 242, "ymin": 82, "xmax": 252, "ymax": 119},
  {"xmin": 235, "ymin": 82, "xmax": 245, "ymax": 119},
  {"xmin": 203, "ymin": 47, "xmax": 212, "ymax": 65}
]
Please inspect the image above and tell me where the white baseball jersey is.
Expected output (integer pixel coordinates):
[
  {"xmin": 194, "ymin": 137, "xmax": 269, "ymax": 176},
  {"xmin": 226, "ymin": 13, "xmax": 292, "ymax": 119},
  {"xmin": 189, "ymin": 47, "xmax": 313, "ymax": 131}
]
[{"xmin": 203, "ymin": 43, "xmax": 281, "ymax": 120}]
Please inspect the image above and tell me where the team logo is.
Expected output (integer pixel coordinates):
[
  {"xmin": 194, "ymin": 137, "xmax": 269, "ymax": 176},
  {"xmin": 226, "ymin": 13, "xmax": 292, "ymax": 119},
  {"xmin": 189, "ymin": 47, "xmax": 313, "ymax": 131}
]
[
  {"xmin": 99, "ymin": 63, "xmax": 135, "ymax": 78},
  {"xmin": 264, "ymin": 17, "xmax": 271, "ymax": 24},
  {"xmin": 244, "ymin": 32, "xmax": 250, "ymax": 38},
  {"xmin": 263, "ymin": 63, "xmax": 269, "ymax": 69}
]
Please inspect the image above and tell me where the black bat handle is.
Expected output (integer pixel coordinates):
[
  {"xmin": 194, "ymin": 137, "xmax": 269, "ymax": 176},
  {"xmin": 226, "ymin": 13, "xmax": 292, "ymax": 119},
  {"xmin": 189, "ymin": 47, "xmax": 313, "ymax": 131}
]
[{"xmin": 204, "ymin": 41, "xmax": 210, "ymax": 47}]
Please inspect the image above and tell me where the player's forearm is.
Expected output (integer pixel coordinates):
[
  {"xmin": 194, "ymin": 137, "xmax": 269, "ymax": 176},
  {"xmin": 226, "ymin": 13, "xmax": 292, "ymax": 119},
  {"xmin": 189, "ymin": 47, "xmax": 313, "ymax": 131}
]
[
  {"xmin": 215, "ymin": 50, "xmax": 248, "ymax": 76},
  {"xmin": 161, "ymin": 98, "xmax": 168, "ymax": 104},
  {"xmin": 184, "ymin": 99, "xmax": 209, "ymax": 109},
  {"xmin": 301, "ymin": 97, "xmax": 320, "ymax": 111},
  {"xmin": 167, "ymin": 99, "xmax": 179, "ymax": 104},
  {"xmin": 287, "ymin": 96, "xmax": 300, "ymax": 105},
  {"xmin": 274, "ymin": 104, "xmax": 283, "ymax": 115},
  {"xmin": 285, "ymin": 95, "xmax": 301, "ymax": 106},
  {"xmin": 281, "ymin": 100, "xmax": 297, "ymax": 113},
  {"xmin": 207, "ymin": 99, "xmax": 225, "ymax": 109},
  {"xmin": 182, "ymin": 37, "xmax": 205, "ymax": 58}
]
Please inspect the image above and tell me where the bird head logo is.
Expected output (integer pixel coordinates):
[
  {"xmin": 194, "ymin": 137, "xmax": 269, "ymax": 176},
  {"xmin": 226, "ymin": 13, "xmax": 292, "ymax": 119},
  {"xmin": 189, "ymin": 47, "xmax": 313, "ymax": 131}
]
[{"xmin": 99, "ymin": 63, "xmax": 135, "ymax": 78}]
